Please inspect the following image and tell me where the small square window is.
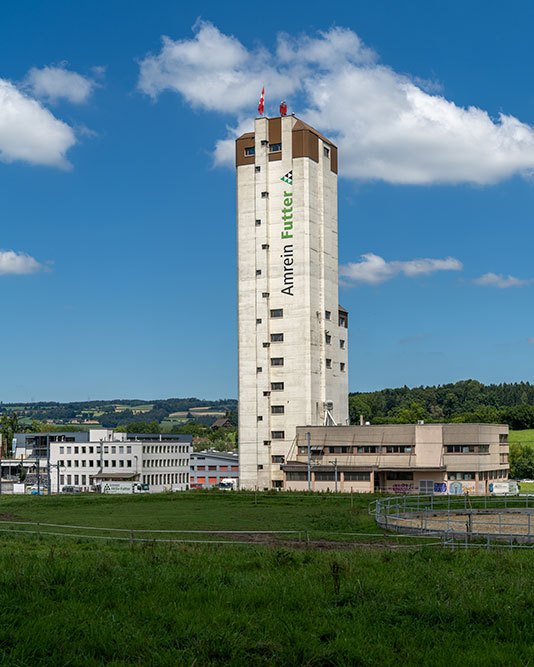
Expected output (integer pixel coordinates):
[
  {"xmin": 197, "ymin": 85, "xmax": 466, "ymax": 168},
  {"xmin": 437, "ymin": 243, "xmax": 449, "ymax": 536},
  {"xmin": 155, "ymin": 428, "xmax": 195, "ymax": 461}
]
[
  {"xmin": 261, "ymin": 139, "xmax": 268, "ymax": 146},
  {"xmin": 262, "ymin": 244, "xmax": 269, "ymax": 249},
  {"xmin": 340, "ymin": 339, "xmax": 345, "ymax": 349},
  {"xmin": 261, "ymin": 191, "xmax": 269, "ymax": 198},
  {"xmin": 255, "ymin": 166, "xmax": 261, "ymax": 172},
  {"xmin": 324, "ymin": 146, "xmax": 330, "ymax": 157},
  {"xmin": 257, "ymin": 416, "xmax": 263, "ymax": 421},
  {"xmin": 325, "ymin": 334, "xmax": 331, "ymax": 344},
  {"xmin": 258, "ymin": 464, "xmax": 263, "ymax": 469},
  {"xmin": 263, "ymin": 391, "xmax": 271, "ymax": 396},
  {"xmin": 256, "ymin": 269, "xmax": 262, "ymax": 275},
  {"xmin": 245, "ymin": 147, "xmax": 255, "ymax": 156},
  {"xmin": 262, "ymin": 292, "xmax": 269, "ymax": 297},
  {"xmin": 326, "ymin": 359, "xmax": 332, "ymax": 369},
  {"xmin": 340, "ymin": 362, "xmax": 345, "ymax": 372},
  {"xmin": 256, "ymin": 219, "xmax": 261, "ymax": 226},
  {"xmin": 263, "ymin": 440, "xmax": 271, "ymax": 446},
  {"xmin": 325, "ymin": 310, "xmax": 331, "ymax": 320},
  {"xmin": 263, "ymin": 342, "xmax": 270, "ymax": 347},
  {"xmin": 256, "ymin": 318, "xmax": 262, "ymax": 324},
  {"xmin": 270, "ymin": 308, "xmax": 283, "ymax": 318},
  {"xmin": 257, "ymin": 367, "xmax": 262, "ymax": 373}
]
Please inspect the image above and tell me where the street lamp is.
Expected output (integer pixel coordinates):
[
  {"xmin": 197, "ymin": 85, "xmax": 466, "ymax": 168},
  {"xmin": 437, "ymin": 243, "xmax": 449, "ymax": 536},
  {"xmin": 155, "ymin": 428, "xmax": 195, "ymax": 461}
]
[{"xmin": 328, "ymin": 458, "xmax": 338, "ymax": 493}]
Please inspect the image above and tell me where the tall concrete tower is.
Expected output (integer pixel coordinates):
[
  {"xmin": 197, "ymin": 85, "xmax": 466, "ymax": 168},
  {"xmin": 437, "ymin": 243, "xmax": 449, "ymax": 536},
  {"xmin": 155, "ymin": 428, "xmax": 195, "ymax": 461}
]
[{"xmin": 236, "ymin": 115, "xmax": 348, "ymax": 490}]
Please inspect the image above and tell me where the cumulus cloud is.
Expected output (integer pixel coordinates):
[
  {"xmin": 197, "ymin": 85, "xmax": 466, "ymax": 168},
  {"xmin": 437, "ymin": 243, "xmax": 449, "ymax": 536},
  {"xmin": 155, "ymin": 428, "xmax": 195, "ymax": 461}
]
[
  {"xmin": 473, "ymin": 273, "xmax": 530, "ymax": 288},
  {"xmin": 0, "ymin": 79, "xmax": 76, "ymax": 167},
  {"xmin": 340, "ymin": 253, "xmax": 463, "ymax": 285},
  {"xmin": 25, "ymin": 65, "xmax": 97, "ymax": 104},
  {"xmin": 0, "ymin": 250, "xmax": 43, "ymax": 275},
  {"xmin": 138, "ymin": 22, "xmax": 534, "ymax": 185}
]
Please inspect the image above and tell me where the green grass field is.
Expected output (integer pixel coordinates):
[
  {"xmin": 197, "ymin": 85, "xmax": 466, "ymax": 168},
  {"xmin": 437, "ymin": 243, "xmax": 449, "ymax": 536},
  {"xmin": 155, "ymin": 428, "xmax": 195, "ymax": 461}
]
[
  {"xmin": 1, "ymin": 492, "xmax": 534, "ymax": 665},
  {"xmin": 510, "ymin": 429, "xmax": 534, "ymax": 446}
]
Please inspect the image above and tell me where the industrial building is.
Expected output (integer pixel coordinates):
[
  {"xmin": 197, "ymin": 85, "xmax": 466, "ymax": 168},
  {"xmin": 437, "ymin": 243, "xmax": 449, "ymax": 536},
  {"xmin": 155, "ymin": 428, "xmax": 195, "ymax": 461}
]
[
  {"xmin": 282, "ymin": 423, "xmax": 509, "ymax": 494},
  {"xmin": 3, "ymin": 429, "xmax": 192, "ymax": 494},
  {"xmin": 236, "ymin": 114, "xmax": 348, "ymax": 490},
  {"xmin": 189, "ymin": 450, "xmax": 239, "ymax": 488}
]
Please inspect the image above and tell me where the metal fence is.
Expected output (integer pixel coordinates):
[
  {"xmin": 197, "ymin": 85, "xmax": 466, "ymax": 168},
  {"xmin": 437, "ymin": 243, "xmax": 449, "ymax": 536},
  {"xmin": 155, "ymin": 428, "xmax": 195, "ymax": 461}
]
[{"xmin": 370, "ymin": 494, "xmax": 534, "ymax": 547}]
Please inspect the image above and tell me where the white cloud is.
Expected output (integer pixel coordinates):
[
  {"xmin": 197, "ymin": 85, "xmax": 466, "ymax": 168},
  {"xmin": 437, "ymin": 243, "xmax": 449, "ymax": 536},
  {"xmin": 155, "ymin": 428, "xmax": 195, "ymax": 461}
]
[
  {"xmin": 138, "ymin": 22, "xmax": 534, "ymax": 185},
  {"xmin": 473, "ymin": 273, "xmax": 530, "ymax": 288},
  {"xmin": 25, "ymin": 65, "xmax": 97, "ymax": 104},
  {"xmin": 340, "ymin": 253, "xmax": 462, "ymax": 285},
  {"xmin": 0, "ymin": 250, "xmax": 43, "ymax": 276},
  {"xmin": 0, "ymin": 79, "xmax": 76, "ymax": 168}
]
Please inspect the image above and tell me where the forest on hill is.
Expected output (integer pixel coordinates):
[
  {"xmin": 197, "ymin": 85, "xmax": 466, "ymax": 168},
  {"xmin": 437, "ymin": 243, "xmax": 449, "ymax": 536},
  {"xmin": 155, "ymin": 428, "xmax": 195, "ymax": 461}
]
[{"xmin": 349, "ymin": 380, "xmax": 534, "ymax": 429}]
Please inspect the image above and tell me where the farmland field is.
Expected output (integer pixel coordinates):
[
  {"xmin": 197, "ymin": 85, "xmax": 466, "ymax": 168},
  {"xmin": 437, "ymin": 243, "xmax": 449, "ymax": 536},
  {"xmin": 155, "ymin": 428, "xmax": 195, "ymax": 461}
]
[{"xmin": 1, "ymin": 492, "xmax": 534, "ymax": 664}]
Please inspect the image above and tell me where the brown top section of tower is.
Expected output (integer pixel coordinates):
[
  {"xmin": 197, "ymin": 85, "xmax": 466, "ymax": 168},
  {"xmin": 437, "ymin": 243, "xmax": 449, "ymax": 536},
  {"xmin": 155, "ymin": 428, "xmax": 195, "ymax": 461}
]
[{"xmin": 235, "ymin": 116, "xmax": 338, "ymax": 173}]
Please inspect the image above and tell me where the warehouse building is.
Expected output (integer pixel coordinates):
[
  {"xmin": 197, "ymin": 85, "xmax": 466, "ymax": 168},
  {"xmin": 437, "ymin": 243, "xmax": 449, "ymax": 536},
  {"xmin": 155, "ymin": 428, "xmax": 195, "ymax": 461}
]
[
  {"xmin": 189, "ymin": 450, "xmax": 239, "ymax": 488},
  {"xmin": 281, "ymin": 423, "xmax": 509, "ymax": 495}
]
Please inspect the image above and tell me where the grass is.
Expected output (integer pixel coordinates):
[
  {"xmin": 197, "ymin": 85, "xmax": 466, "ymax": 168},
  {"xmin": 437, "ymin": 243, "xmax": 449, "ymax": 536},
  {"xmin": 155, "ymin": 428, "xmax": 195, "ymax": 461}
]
[
  {"xmin": 1, "ymin": 492, "xmax": 534, "ymax": 665},
  {"xmin": 510, "ymin": 429, "xmax": 534, "ymax": 446}
]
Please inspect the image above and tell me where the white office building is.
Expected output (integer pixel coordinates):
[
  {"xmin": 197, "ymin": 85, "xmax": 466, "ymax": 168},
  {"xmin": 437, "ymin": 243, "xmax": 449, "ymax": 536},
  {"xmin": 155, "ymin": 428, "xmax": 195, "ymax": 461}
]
[
  {"xmin": 10, "ymin": 429, "xmax": 191, "ymax": 493},
  {"xmin": 236, "ymin": 115, "xmax": 349, "ymax": 490}
]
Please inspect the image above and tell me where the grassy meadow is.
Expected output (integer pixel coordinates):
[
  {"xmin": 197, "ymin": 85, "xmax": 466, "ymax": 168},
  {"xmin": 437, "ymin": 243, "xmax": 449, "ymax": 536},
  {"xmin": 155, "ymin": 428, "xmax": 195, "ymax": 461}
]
[{"xmin": 0, "ymin": 492, "xmax": 533, "ymax": 665}]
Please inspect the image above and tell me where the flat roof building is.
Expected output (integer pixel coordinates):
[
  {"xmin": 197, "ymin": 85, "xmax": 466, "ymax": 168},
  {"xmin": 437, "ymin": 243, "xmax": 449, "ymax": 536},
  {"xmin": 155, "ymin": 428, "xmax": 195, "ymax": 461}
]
[
  {"xmin": 236, "ymin": 115, "xmax": 348, "ymax": 490},
  {"xmin": 190, "ymin": 450, "xmax": 239, "ymax": 488},
  {"xmin": 282, "ymin": 423, "xmax": 509, "ymax": 495},
  {"xmin": 8, "ymin": 429, "xmax": 192, "ymax": 494}
]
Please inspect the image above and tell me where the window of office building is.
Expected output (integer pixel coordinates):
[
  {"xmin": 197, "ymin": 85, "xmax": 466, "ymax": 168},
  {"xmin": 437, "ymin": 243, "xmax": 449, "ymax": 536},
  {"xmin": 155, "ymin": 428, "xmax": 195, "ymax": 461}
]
[
  {"xmin": 271, "ymin": 382, "xmax": 284, "ymax": 391},
  {"xmin": 345, "ymin": 472, "xmax": 370, "ymax": 481},
  {"xmin": 271, "ymin": 406, "xmax": 284, "ymax": 414},
  {"xmin": 271, "ymin": 431, "xmax": 285, "ymax": 439},
  {"xmin": 270, "ymin": 308, "xmax": 283, "ymax": 318},
  {"xmin": 271, "ymin": 333, "xmax": 284, "ymax": 342},
  {"xmin": 271, "ymin": 357, "xmax": 284, "ymax": 366}
]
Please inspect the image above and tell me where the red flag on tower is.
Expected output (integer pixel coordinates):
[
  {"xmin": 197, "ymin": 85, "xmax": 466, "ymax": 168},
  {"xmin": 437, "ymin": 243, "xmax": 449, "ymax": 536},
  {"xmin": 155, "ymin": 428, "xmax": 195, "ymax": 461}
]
[{"xmin": 258, "ymin": 87, "xmax": 265, "ymax": 115}]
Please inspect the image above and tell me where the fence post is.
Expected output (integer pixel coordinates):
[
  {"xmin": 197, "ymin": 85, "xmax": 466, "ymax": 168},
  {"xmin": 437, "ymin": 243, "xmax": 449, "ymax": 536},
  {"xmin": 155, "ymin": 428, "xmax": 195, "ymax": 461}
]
[
  {"xmin": 130, "ymin": 530, "xmax": 135, "ymax": 546},
  {"xmin": 499, "ymin": 513, "xmax": 502, "ymax": 535}
]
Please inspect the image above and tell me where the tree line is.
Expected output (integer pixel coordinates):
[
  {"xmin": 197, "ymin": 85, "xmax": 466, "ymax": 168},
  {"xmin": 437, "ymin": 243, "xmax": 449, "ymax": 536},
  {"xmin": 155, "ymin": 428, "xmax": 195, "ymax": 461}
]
[{"xmin": 349, "ymin": 380, "xmax": 534, "ymax": 429}]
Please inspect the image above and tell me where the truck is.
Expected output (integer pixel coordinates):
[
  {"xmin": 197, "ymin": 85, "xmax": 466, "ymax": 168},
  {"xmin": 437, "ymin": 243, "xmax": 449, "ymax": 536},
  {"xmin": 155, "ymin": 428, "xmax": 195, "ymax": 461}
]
[
  {"xmin": 490, "ymin": 480, "xmax": 519, "ymax": 496},
  {"xmin": 219, "ymin": 477, "xmax": 238, "ymax": 491},
  {"xmin": 101, "ymin": 481, "xmax": 149, "ymax": 494}
]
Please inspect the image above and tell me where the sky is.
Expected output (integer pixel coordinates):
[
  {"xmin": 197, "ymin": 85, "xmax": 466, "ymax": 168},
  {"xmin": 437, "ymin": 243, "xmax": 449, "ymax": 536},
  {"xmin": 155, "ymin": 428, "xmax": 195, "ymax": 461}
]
[{"xmin": 2, "ymin": 0, "xmax": 534, "ymax": 402}]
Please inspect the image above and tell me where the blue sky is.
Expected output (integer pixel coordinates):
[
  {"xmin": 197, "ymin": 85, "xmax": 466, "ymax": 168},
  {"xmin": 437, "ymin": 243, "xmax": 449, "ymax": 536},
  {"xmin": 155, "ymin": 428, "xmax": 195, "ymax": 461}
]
[{"xmin": 2, "ymin": 0, "xmax": 534, "ymax": 402}]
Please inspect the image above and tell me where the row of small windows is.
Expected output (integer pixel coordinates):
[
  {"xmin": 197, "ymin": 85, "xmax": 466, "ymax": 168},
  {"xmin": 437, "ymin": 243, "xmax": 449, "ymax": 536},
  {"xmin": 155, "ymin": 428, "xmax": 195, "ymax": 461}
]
[
  {"xmin": 287, "ymin": 471, "xmax": 370, "ymax": 482},
  {"xmin": 57, "ymin": 459, "xmax": 187, "ymax": 469},
  {"xmin": 244, "ymin": 143, "xmax": 282, "ymax": 157},
  {"xmin": 445, "ymin": 445, "xmax": 490, "ymax": 453},
  {"xmin": 58, "ymin": 444, "xmax": 187, "ymax": 455},
  {"xmin": 297, "ymin": 445, "xmax": 413, "ymax": 455}
]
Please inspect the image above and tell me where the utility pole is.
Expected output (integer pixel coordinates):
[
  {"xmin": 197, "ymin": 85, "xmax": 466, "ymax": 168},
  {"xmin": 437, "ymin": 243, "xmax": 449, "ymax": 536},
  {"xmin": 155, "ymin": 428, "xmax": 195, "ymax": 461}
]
[
  {"xmin": 307, "ymin": 432, "xmax": 311, "ymax": 492},
  {"xmin": 46, "ymin": 435, "xmax": 51, "ymax": 495},
  {"xmin": 329, "ymin": 458, "xmax": 338, "ymax": 493}
]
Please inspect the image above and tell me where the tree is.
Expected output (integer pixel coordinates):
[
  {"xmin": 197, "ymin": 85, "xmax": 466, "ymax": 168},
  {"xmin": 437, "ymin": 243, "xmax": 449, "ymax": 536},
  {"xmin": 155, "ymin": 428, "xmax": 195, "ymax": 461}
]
[
  {"xmin": 0, "ymin": 412, "xmax": 20, "ymax": 457},
  {"xmin": 509, "ymin": 444, "xmax": 534, "ymax": 479}
]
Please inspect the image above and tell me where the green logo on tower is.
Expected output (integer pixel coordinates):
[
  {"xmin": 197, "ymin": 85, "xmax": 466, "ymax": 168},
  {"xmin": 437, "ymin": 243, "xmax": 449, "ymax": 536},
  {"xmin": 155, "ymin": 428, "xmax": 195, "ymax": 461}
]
[{"xmin": 281, "ymin": 170, "xmax": 293, "ymax": 185}]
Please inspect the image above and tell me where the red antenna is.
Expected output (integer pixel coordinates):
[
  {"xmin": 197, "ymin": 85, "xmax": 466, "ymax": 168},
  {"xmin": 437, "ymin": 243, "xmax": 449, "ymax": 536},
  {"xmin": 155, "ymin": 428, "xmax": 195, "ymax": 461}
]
[
  {"xmin": 280, "ymin": 100, "xmax": 287, "ymax": 116},
  {"xmin": 258, "ymin": 87, "xmax": 265, "ymax": 115}
]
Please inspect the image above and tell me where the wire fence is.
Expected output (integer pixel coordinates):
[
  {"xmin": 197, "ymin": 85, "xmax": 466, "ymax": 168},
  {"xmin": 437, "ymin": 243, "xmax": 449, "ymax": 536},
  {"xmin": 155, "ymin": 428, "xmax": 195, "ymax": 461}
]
[{"xmin": 370, "ymin": 493, "xmax": 534, "ymax": 548}]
